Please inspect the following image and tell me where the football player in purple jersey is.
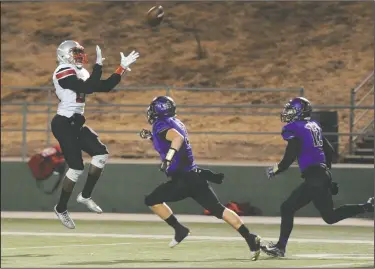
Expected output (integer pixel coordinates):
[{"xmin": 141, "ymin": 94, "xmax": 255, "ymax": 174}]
[
  {"xmin": 139, "ymin": 96, "xmax": 262, "ymax": 261},
  {"xmin": 261, "ymin": 97, "xmax": 374, "ymax": 258}
]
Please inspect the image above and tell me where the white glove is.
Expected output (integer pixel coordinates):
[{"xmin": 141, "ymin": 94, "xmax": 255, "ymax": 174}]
[
  {"xmin": 120, "ymin": 51, "xmax": 140, "ymax": 71},
  {"xmin": 96, "ymin": 45, "xmax": 105, "ymax": 65}
]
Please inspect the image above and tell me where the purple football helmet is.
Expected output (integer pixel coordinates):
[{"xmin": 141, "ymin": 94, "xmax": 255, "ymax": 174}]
[
  {"xmin": 281, "ymin": 97, "xmax": 312, "ymax": 123},
  {"xmin": 147, "ymin": 96, "xmax": 177, "ymax": 124}
]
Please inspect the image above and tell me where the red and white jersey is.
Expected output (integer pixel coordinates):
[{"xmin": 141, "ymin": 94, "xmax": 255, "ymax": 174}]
[{"xmin": 52, "ymin": 63, "xmax": 90, "ymax": 117}]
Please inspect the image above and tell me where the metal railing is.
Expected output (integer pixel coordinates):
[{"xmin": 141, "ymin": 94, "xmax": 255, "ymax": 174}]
[
  {"xmin": 2, "ymin": 85, "xmax": 374, "ymax": 160},
  {"xmin": 2, "ymin": 103, "xmax": 373, "ymax": 161},
  {"xmin": 2, "ymin": 85, "xmax": 306, "ymax": 160},
  {"xmin": 349, "ymin": 72, "xmax": 375, "ymax": 154}
]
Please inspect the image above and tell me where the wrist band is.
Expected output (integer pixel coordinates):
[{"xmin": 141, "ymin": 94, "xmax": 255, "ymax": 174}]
[
  {"xmin": 166, "ymin": 148, "xmax": 177, "ymax": 161},
  {"xmin": 115, "ymin": 66, "xmax": 126, "ymax": 75}
]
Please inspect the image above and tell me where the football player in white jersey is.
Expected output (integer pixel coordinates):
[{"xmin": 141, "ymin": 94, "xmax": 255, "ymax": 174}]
[{"xmin": 51, "ymin": 40, "xmax": 139, "ymax": 229}]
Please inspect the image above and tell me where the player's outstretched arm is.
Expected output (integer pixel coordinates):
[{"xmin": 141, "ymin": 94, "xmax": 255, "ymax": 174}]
[
  {"xmin": 267, "ymin": 139, "xmax": 298, "ymax": 179},
  {"xmin": 57, "ymin": 65, "xmax": 103, "ymax": 94},
  {"xmin": 94, "ymin": 51, "xmax": 140, "ymax": 93}
]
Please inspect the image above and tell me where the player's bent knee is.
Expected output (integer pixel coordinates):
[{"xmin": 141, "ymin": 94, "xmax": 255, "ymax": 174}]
[
  {"xmin": 321, "ymin": 214, "xmax": 335, "ymax": 225},
  {"xmin": 91, "ymin": 154, "xmax": 109, "ymax": 169},
  {"xmin": 211, "ymin": 203, "xmax": 226, "ymax": 219},
  {"xmin": 65, "ymin": 168, "xmax": 84, "ymax": 182},
  {"xmin": 144, "ymin": 195, "xmax": 157, "ymax": 207}
]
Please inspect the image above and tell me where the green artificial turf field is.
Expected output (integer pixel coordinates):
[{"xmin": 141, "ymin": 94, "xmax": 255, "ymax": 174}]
[{"xmin": 1, "ymin": 218, "xmax": 373, "ymax": 268}]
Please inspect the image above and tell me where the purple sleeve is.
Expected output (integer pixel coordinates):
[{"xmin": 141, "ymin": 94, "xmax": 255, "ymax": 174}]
[
  {"xmin": 281, "ymin": 124, "xmax": 296, "ymax": 141},
  {"xmin": 153, "ymin": 120, "xmax": 171, "ymax": 135}
]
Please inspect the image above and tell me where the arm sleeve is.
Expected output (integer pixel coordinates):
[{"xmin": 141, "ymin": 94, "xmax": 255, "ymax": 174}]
[
  {"xmin": 57, "ymin": 64, "xmax": 103, "ymax": 94},
  {"xmin": 94, "ymin": 73, "xmax": 122, "ymax": 92},
  {"xmin": 281, "ymin": 126, "xmax": 296, "ymax": 141},
  {"xmin": 276, "ymin": 138, "xmax": 299, "ymax": 174},
  {"xmin": 322, "ymin": 136, "xmax": 334, "ymax": 169}
]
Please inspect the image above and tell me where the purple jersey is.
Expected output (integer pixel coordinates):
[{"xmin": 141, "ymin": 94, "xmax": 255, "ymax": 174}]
[
  {"xmin": 282, "ymin": 120, "xmax": 326, "ymax": 172},
  {"xmin": 152, "ymin": 117, "xmax": 197, "ymax": 175}
]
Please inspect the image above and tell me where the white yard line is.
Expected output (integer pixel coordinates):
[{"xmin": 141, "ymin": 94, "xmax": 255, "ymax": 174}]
[
  {"xmin": 2, "ymin": 231, "xmax": 373, "ymax": 245},
  {"xmin": 295, "ymin": 253, "xmax": 373, "ymax": 260},
  {"xmin": 2, "ymin": 242, "xmax": 131, "ymax": 250},
  {"xmin": 1, "ymin": 240, "xmax": 210, "ymax": 251},
  {"xmin": 1, "ymin": 212, "xmax": 373, "ymax": 227},
  {"xmin": 302, "ymin": 262, "xmax": 374, "ymax": 268}
]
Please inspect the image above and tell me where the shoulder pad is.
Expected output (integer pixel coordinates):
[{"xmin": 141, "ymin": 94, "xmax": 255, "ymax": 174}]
[
  {"xmin": 54, "ymin": 63, "xmax": 76, "ymax": 74},
  {"xmin": 281, "ymin": 123, "xmax": 296, "ymax": 140},
  {"xmin": 80, "ymin": 68, "xmax": 90, "ymax": 78},
  {"xmin": 54, "ymin": 64, "xmax": 77, "ymax": 80},
  {"xmin": 153, "ymin": 120, "xmax": 171, "ymax": 134}
]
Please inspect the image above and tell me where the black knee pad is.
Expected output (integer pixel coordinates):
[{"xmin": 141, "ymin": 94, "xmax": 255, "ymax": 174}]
[{"xmin": 210, "ymin": 203, "xmax": 226, "ymax": 219}]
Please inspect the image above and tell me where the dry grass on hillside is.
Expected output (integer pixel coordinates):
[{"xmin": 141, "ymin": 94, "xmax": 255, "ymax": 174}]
[{"xmin": 1, "ymin": 2, "xmax": 373, "ymax": 160}]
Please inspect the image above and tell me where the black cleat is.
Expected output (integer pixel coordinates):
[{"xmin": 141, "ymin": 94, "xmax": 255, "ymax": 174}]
[
  {"xmin": 364, "ymin": 197, "xmax": 374, "ymax": 213},
  {"xmin": 169, "ymin": 226, "xmax": 190, "ymax": 248},
  {"xmin": 260, "ymin": 242, "xmax": 285, "ymax": 258}
]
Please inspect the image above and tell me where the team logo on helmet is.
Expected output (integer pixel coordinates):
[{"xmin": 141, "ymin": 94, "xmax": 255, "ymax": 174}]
[
  {"xmin": 147, "ymin": 96, "xmax": 177, "ymax": 124},
  {"xmin": 281, "ymin": 97, "xmax": 312, "ymax": 123}
]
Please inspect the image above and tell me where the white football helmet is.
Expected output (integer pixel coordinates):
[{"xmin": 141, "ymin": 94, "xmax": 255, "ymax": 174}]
[{"xmin": 56, "ymin": 40, "xmax": 88, "ymax": 69}]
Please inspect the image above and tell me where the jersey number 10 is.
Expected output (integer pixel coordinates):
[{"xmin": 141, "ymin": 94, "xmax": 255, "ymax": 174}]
[{"xmin": 306, "ymin": 123, "xmax": 323, "ymax": 147}]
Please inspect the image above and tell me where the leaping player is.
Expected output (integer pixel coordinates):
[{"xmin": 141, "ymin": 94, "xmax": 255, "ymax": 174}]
[{"xmin": 51, "ymin": 40, "xmax": 139, "ymax": 229}]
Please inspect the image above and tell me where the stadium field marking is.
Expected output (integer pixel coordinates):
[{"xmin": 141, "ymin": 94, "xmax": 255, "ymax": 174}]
[
  {"xmin": 2, "ymin": 241, "xmax": 373, "ymax": 264},
  {"xmin": 2, "ymin": 231, "xmax": 373, "ymax": 245},
  {"xmin": 1, "ymin": 240, "xmax": 213, "ymax": 251},
  {"xmin": 2, "ymin": 212, "xmax": 372, "ymax": 227},
  {"xmin": 302, "ymin": 261, "xmax": 374, "ymax": 268},
  {"xmin": 295, "ymin": 253, "xmax": 373, "ymax": 260},
  {"xmin": 2, "ymin": 242, "xmax": 132, "ymax": 250}
]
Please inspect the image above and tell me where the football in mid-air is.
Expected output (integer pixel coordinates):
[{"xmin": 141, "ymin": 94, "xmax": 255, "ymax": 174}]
[{"xmin": 146, "ymin": 5, "xmax": 164, "ymax": 27}]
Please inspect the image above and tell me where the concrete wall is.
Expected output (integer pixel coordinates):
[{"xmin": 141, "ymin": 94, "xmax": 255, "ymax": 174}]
[{"xmin": 1, "ymin": 161, "xmax": 373, "ymax": 217}]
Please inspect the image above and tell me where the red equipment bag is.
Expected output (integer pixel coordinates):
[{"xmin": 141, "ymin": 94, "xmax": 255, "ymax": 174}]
[
  {"xmin": 28, "ymin": 154, "xmax": 55, "ymax": 180},
  {"xmin": 27, "ymin": 146, "xmax": 66, "ymax": 194},
  {"xmin": 204, "ymin": 201, "xmax": 263, "ymax": 216}
]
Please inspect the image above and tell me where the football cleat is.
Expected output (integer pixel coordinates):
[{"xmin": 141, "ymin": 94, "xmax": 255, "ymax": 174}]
[
  {"xmin": 364, "ymin": 197, "xmax": 374, "ymax": 213},
  {"xmin": 169, "ymin": 226, "xmax": 190, "ymax": 248},
  {"xmin": 77, "ymin": 193, "xmax": 103, "ymax": 213},
  {"xmin": 54, "ymin": 205, "xmax": 75, "ymax": 229},
  {"xmin": 260, "ymin": 242, "xmax": 285, "ymax": 258},
  {"xmin": 250, "ymin": 236, "xmax": 261, "ymax": 261}
]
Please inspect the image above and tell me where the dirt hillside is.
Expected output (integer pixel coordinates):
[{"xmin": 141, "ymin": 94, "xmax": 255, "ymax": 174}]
[{"xmin": 1, "ymin": 2, "xmax": 373, "ymax": 161}]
